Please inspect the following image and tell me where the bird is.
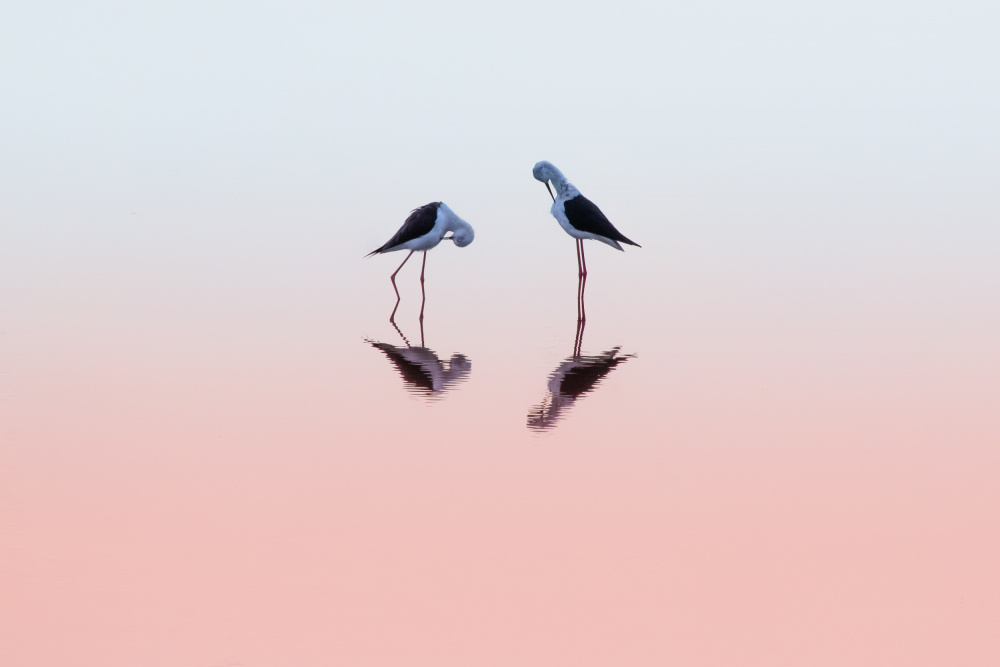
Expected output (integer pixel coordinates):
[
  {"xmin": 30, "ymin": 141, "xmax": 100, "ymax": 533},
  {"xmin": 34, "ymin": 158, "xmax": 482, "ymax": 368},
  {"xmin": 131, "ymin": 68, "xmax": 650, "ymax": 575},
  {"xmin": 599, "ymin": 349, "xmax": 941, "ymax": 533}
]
[
  {"xmin": 532, "ymin": 161, "xmax": 640, "ymax": 321},
  {"xmin": 367, "ymin": 202, "xmax": 475, "ymax": 322}
]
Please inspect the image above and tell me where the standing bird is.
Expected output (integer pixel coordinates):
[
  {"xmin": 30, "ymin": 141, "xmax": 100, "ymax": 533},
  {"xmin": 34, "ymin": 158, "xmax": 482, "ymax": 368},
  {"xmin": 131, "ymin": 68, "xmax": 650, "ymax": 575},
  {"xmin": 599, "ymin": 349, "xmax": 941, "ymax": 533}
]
[
  {"xmin": 367, "ymin": 202, "xmax": 475, "ymax": 322},
  {"xmin": 532, "ymin": 161, "xmax": 640, "ymax": 321}
]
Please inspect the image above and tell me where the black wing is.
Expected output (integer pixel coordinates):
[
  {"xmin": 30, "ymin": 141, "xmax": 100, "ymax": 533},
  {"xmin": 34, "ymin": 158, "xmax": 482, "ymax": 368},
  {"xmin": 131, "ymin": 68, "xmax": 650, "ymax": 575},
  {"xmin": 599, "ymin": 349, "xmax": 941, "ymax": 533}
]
[
  {"xmin": 562, "ymin": 195, "xmax": 640, "ymax": 247},
  {"xmin": 367, "ymin": 202, "xmax": 440, "ymax": 256}
]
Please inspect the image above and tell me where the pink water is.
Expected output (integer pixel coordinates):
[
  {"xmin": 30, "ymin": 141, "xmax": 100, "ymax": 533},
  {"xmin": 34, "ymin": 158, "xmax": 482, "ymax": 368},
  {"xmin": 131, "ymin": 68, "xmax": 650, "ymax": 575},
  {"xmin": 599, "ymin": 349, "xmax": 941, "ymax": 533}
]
[{"xmin": 3, "ymin": 187, "xmax": 998, "ymax": 666}]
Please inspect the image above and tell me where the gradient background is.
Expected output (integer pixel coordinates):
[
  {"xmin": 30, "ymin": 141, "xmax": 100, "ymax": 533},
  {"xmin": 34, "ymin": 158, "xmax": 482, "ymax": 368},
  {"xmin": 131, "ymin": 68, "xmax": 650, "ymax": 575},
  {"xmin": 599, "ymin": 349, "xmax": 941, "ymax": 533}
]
[{"xmin": 2, "ymin": 1, "xmax": 999, "ymax": 665}]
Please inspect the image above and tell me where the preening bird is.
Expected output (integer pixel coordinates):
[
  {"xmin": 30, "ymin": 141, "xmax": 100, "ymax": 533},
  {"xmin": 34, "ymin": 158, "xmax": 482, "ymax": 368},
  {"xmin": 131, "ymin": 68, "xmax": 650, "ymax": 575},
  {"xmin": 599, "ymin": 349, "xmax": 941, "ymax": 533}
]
[
  {"xmin": 532, "ymin": 161, "xmax": 640, "ymax": 252},
  {"xmin": 367, "ymin": 201, "xmax": 474, "ymax": 321},
  {"xmin": 532, "ymin": 161, "xmax": 640, "ymax": 320}
]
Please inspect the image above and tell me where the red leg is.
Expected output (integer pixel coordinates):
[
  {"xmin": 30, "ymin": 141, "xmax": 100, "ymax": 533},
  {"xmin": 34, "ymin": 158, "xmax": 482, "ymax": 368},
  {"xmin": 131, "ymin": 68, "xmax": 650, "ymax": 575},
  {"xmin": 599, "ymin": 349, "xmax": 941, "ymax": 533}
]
[
  {"xmin": 389, "ymin": 250, "xmax": 414, "ymax": 323},
  {"xmin": 574, "ymin": 314, "xmax": 586, "ymax": 357},
  {"xmin": 418, "ymin": 251, "xmax": 427, "ymax": 327},
  {"xmin": 579, "ymin": 241, "xmax": 587, "ymax": 323},
  {"xmin": 575, "ymin": 239, "xmax": 584, "ymax": 321}
]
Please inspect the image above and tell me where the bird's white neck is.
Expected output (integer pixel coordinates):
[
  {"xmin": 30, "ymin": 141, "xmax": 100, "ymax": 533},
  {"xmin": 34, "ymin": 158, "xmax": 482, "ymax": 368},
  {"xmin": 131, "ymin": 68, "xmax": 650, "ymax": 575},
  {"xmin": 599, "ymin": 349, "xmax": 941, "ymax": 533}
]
[
  {"xmin": 441, "ymin": 208, "xmax": 469, "ymax": 233},
  {"xmin": 548, "ymin": 168, "xmax": 578, "ymax": 199},
  {"xmin": 449, "ymin": 218, "xmax": 472, "ymax": 235}
]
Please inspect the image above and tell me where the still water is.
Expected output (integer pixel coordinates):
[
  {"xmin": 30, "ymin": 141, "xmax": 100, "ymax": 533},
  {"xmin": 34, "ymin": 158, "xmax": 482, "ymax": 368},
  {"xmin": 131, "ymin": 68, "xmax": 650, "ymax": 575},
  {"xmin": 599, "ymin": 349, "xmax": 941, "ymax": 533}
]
[{"xmin": 3, "ymin": 191, "xmax": 997, "ymax": 665}]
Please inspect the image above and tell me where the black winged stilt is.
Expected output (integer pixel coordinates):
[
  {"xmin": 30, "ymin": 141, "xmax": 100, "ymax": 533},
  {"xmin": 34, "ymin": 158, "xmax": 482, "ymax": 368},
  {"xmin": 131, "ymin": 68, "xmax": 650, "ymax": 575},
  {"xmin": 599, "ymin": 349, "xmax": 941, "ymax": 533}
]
[
  {"xmin": 367, "ymin": 202, "xmax": 474, "ymax": 323},
  {"xmin": 532, "ymin": 161, "xmax": 640, "ymax": 321}
]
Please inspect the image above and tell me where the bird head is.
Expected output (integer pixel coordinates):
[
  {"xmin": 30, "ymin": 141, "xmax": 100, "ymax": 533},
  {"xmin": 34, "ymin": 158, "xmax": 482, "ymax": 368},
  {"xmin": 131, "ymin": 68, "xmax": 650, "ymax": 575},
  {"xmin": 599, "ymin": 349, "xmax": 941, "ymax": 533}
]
[
  {"xmin": 439, "ymin": 203, "xmax": 475, "ymax": 247},
  {"xmin": 451, "ymin": 224, "xmax": 474, "ymax": 247},
  {"xmin": 532, "ymin": 160, "xmax": 560, "ymax": 201}
]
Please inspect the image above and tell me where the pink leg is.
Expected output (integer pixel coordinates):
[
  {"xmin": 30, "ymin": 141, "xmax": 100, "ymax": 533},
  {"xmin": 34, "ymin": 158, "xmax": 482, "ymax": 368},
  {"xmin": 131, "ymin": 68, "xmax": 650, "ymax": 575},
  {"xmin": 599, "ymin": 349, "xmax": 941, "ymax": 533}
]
[
  {"xmin": 574, "ymin": 315, "xmax": 586, "ymax": 357},
  {"xmin": 389, "ymin": 250, "xmax": 415, "ymax": 323},
  {"xmin": 579, "ymin": 240, "xmax": 587, "ymax": 323},
  {"xmin": 575, "ymin": 239, "xmax": 584, "ymax": 321},
  {"xmin": 418, "ymin": 251, "xmax": 427, "ymax": 327}
]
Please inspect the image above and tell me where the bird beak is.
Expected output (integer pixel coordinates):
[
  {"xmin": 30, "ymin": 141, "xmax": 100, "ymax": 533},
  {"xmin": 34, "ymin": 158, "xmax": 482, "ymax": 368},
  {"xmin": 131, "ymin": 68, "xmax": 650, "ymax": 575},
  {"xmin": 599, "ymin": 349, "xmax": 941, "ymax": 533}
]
[{"xmin": 544, "ymin": 180, "xmax": 555, "ymax": 201}]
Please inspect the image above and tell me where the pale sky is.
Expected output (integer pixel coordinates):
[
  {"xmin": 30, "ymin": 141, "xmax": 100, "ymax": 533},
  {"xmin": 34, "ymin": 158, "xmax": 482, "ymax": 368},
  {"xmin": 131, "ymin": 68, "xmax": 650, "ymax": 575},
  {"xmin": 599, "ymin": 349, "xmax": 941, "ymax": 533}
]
[{"xmin": 3, "ymin": 1, "xmax": 998, "ymax": 270}]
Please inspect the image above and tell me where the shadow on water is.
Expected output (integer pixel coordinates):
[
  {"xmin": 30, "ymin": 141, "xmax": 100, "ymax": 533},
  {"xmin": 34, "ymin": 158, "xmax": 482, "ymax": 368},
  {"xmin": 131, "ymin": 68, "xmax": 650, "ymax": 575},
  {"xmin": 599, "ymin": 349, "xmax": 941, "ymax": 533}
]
[
  {"xmin": 527, "ymin": 286, "xmax": 635, "ymax": 431},
  {"xmin": 365, "ymin": 305, "xmax": 471, "ymax": 401}
]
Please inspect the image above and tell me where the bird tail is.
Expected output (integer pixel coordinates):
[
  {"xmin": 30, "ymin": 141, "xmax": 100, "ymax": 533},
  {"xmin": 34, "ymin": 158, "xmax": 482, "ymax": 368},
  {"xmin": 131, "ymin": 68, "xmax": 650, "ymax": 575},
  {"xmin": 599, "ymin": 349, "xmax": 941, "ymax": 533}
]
[{"xmin": 619, "ymin": 236, "xmax": 641, "ymax": 248}]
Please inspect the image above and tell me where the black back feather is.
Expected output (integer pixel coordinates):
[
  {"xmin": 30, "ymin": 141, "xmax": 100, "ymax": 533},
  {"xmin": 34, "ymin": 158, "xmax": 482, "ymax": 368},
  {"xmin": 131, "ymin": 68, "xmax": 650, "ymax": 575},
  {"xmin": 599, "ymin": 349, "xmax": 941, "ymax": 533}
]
[
  {"xmin": 563, "ymin": 195, "xmax": 640, "ymax": 247},
  {"xmin": 367, "ymin": 202, "xmax": 441, "ymax": 256}
]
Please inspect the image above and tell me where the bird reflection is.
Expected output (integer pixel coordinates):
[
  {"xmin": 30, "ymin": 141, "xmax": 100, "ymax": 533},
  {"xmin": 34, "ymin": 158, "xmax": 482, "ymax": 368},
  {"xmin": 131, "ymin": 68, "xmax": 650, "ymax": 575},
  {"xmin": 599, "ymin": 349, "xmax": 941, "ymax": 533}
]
[
  {"xmin": 527, "ymin": 317, "xmax": 634, "ymax": 431},
  {"xmin": 365, "ymin": 319, "xmax": 470, "ymax": 400}
]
